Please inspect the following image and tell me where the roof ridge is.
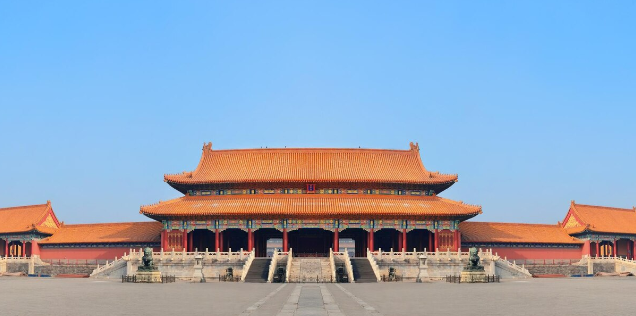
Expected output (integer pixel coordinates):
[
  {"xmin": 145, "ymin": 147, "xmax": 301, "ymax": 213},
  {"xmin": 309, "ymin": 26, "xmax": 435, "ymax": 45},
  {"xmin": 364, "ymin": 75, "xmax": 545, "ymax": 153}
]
[
  {"xmin": 61, "ymin": 221, "xmax": 159, "ymax": 227},
  {"xmin": 574, "ymin": 203, "xmax": 635, "ymax": 212},
  {"xmin": 0, "ymin": 203, "xmax": 48, "ymax": 212},
  {"xmin": 201, "ymin": 144, "xmax": 417, "ymax": 154},
  {"xmin": 461, "ymin": 221, "xmax": 560, "ymax": 227}
]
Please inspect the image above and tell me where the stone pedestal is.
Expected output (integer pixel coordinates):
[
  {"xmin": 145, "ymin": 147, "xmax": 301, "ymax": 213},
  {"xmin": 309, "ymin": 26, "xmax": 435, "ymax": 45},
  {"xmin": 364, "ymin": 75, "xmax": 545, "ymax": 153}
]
[
  {"xmin": 192, "ymin": 255, "xmax": 204, "ymax": 282},
  {"xmin": 417, "ymin": 255, "xmax": 429, "ymax": 282},
  {"xmin": 136, "ymin": 271, "xmax": 162, "ymax": 283},
  {"xmin": 460, "ymin": 271, "xmax": 487, "ymax": 283}
]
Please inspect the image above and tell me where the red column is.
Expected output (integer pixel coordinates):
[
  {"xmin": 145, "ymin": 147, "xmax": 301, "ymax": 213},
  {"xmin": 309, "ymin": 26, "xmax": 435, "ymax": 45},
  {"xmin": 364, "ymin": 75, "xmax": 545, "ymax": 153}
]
[
  {"xmin": 31, "ymin": 241, "xmax": 40, "ymax": 256},
  {"xmin": 333, "ymin": 228, "xmax": 339, "ymax": 252},
  {"xmin": 596, "ymin": 242, "xmax": 600, "ymax": 257},
  {"xmin": 583, "ymin": 240, "xmax": 591, "ymax": 257},
  {"xmin": 219, "ymin": 231, "xmax": 224, "ymax": 252},
  {"xmin": 248, "ymin": 229, "xmax": 253, "ymax": 252},
  {"xmin": 3, "ymin": 239, "xmax": 7, "ymax": 257},
  {"xmin": 283, "ymin": 228, "xmax": 289, "ymax": 252},
  {"xmin": 452, "ymin": 230, "xmax": 457, "ymax": 251},
  {"xmin": 397, "ymin": 231, "xmax": 403, "ymax": 251},
  {"xmin": 182, "ymin": 231, "xmax": 188, "ymax": 251},
  {"xmin": 369, "ymin": 229, "xmax": 374, "ymax": 252},
  {"xmin": 434, "ymin": 229, "xmax": 439, "ymax": 251},
  {"xmin": 402, "ymin": 229, "xmax": 407, "ymax": 251},
  {"xmin": 428, "ymin": 231, "xmax": 433, "ymax": 252},
  {"xmin": 613, "ymin": 239, "xmax": 618, "ymax": 257},
  {"xmin": 22, "ymin": 241, "xmax": 26, "ymax": 257},
  {"xmin": 188, "ymin": 232, "xmax": 194, "ymax": 252},
  {"xmin": 457, "ymin": 231, "xmax": 462, "ymax": 251},
  {"xmin": 632, "ymin": 240, "xmax": 636, "ymax": 260},
  {"xmin": 215, "ymin": 229, "xmax": 220, "ymax": 252}
]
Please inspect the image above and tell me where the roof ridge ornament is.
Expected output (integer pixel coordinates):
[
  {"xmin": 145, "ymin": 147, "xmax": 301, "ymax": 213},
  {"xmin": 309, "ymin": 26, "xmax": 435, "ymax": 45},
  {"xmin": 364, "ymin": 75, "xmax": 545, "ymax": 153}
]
[
  {"xmin": 203, "ymin": 142, "xmax": 212, "ymax": 152},
  {"xmin": 409, "ymin": 142, "xmax": 419, "ymax": 151}
]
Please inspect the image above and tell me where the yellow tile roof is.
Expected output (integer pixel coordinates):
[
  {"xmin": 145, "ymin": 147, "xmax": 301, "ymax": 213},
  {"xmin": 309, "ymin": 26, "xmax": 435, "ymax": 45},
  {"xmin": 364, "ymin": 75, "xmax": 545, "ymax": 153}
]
[
  {"xmin": 40, "ymin": 222, "xmax": 162, "ymax": 244},
  {"xmin": 0, "ymin": 201, "xmax": 60, "ymax": 235},
  {"xmin": 140, "ymin": 195, "xmax": 482, "ymax": 220},
  {"xmin": 567, "ymin": 202, "xmax": 636, "ymax": 235},
  {"xmin": 164, "ymin": 142, "xmax": 458, "ymax": 186},
  {"xmin": 460, "ymin": 221, "xmax": 582, "ymax": 244}
]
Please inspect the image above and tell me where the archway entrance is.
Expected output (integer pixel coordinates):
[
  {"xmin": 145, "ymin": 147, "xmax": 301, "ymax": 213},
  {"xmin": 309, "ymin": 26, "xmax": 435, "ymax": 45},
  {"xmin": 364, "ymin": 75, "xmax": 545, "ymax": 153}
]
[
  {"xmin": 223, "ymin": 229, "xmax": 248, "ymax": 252},
  {"xmin": 374, "ymin": 229, "xmax": 399, "ymax": 252},
  {"xmin": 254, "ymin": 228, "xmax": 283, "ymax": 257},
  {"xmin": 599, "ymin": 241, "xmax": 613, "ymax": 257},
  {"xmin": 191, "ymin": 229, "xmax": 215, "ymax": 252},
  {"xmin": 289, "ymin": 229, "xmax": 333, "ymax": 257},
  {"xmin": 340, "ymin": 228, "xmax": 368, "ymax": 257},
  {"xmin": 8, "ymin": 241, "xmax": 23, "ymax": 257}
]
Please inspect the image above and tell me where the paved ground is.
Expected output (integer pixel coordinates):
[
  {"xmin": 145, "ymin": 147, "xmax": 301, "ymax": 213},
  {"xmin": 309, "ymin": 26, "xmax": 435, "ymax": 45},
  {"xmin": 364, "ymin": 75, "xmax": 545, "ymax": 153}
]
[{"xmin": 2, "ymin": 277, "xmax": 636, "ymax": 315}]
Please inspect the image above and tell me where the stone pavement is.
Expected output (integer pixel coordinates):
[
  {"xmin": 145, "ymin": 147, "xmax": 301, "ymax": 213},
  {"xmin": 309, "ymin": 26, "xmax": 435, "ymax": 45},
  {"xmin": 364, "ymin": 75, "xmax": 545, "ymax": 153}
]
[{"xmin": 2, "ymin": 277, "xmax": 636, "ymax": 315}]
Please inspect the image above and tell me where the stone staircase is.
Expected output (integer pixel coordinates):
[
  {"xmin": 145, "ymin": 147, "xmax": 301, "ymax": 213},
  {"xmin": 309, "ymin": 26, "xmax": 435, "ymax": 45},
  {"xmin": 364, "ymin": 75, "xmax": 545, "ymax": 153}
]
[
  {"xmin": 350, "ymin": 258, "xmax": 377, "ymax": 283},
  {"xmin": 244, "ymin": 258, "xmax": 271, "ymax": 283},
  {"xmin": 90, "ymin": 257, "xmax": 128, "ymax": 278},
  {"xmin": 288, "ymin": 258, "xmax": 332, "ymax": 282},
  {"xmin": 493, "ymin": 257, "xmax": 532, "ymax": 278}
]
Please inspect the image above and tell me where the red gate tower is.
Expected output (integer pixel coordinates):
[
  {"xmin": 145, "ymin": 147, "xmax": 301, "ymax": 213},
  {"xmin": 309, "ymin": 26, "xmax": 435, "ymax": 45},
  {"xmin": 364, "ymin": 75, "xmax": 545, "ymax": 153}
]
[{"xmin": 140, "ymin": 142, "xmax": 481, "ymax": 257}]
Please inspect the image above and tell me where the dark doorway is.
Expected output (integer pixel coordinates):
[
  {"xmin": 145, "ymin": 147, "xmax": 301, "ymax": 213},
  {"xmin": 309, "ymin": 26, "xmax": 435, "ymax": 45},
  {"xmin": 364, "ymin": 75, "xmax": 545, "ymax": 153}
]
[
  {"xmin": 224, "ymin": 229, "xmax": 248, "ymax": 252},
  {"xmin": 191, "ymin": 229, "xmax": 215, "ymax": 252},
  {"xmin": 407, "ymin": 229, "xmax": 431, "ymax": 252},
  {"xmin": 254, "ymin": 228, "xmax": 283, "ymax": 257},
  {"xmin": 340, "ymin": 228, "xmax": 368, "ymax": 257},
  {"xmin": 288, "ymin": 229, "xmax": 333, "ymax": 257},
  {"xmin": 374, "ymin": 229, "xmax": 399, "ymax": 252}
]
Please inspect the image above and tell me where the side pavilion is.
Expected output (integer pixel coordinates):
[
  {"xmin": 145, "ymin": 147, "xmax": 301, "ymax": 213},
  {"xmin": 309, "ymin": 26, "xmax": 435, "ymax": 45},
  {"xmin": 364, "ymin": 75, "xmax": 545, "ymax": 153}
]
[{"xmin": 0, "ymin": 201, "xmax": 60, "ymax": 257}]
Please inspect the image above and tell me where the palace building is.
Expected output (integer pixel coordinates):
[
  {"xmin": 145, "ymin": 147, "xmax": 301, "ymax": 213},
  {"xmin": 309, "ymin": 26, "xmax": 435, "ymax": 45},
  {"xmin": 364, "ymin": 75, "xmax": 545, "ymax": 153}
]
[
  {"xmin": 140, "ymin": 142, "xmax": 481, "ymax": 257},
  {"xmin": 1, "ymin": 142, "xmax": 634, "ymax": 263}
]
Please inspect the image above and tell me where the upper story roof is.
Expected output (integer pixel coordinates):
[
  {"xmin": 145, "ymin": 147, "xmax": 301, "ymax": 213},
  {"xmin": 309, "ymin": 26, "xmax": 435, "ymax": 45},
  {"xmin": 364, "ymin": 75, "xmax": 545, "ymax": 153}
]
[
  {"xmin": 562, "ymin": 201, "xmax": 636, "ymax": 235},
  {"xmin": 164, "ymin": 142, "xmax": 458, "ymax": 193},
  {"xmin": 460, "ymin": 221, "xmax": 582, "ymax": 244},
  {"xmin": 0, "ymin": 201, "xmax": 60, "ymax": 235},
  {"xmin": 140, "ymin": 194, "xmax": 481, "ymax": 221},
  {"xmin": 39, "ymin": 222, "xmax": 162, "ymax": 244}
]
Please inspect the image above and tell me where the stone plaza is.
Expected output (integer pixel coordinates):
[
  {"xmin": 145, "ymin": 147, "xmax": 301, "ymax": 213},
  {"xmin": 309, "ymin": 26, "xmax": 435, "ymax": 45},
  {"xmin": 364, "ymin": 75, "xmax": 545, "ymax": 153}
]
[{"xmin": 1, "ymin": 277, "xmax": 636, "ymax": 315}]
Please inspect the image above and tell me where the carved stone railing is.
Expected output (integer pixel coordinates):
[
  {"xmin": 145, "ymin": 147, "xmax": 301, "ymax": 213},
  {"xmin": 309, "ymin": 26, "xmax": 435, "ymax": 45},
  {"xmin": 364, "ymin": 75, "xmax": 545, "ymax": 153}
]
[
  {"xmin": 285, "ymin": 248, "xmax": 293, "ymax": 283},
  {"xmin": 333, "ymin": 249, "xmax": 354, "ymax": 283},
  {"xmin": 371, "ymin": 248, "xmax": 470, "ymax": 262},
  {"xmin": 90, "ymin": 248, "xmax": 252, "ymax": 278},
  {"xmin": 329, "ymin": 248, "xmax": 336, "ymax": 281},
  {"xmin": 369, "ymin": 248, "xmax": 531, "ymax": 279},
  {"xmin": 91, "ymin": 255, "xmax": 128, "ymax": 277},
  {"xmin": 366, "ymin": 248, "xmax": 381, "ymax": 282},
  {"xmin": 240, "ymin": 249, "xmax": 256, "ymax": 282},
  {"xmin": 267, "ymin": 250, "xmax": 280, "ymax": 283},
  {"xmin": 0, "ymin": 257, "xmax": 6, "ymax": 273},
  {"xmin": 126, "ymin": 248, "xmax": 252, "ymax": 263}
]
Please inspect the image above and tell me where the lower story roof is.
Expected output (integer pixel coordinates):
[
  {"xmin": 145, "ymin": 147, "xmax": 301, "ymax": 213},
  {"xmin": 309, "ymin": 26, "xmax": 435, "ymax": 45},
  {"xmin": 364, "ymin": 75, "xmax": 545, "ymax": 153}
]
[
  {"xmin": 140, "ymin": 195, "xmax": 482, "ymax": 220},
  {"xmin": 39, "ymin": 222, "xmax": 162, "ymax": 244},
  {"xmin": 460, "ymin": 221, "xmax": 583, "ymax": 245}
]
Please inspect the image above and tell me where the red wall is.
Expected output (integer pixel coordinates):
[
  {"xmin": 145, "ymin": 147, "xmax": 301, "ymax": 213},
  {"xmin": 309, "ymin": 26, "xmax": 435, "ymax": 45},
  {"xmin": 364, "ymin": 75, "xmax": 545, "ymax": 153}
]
[
  {"xmin": 462, "ymin": 246, "xmax": 583, "ymax": 260},
  {"xmin": 39, "ymin": 247, "xmax": 159, "ymax": 260}
]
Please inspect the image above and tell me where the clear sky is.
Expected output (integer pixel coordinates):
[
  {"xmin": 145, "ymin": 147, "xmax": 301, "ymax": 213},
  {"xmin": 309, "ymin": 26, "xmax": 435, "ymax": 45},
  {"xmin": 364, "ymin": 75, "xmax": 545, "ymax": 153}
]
[{"xmin": 1, "ymin": 1, "xmax": 634, "ymax": 225}]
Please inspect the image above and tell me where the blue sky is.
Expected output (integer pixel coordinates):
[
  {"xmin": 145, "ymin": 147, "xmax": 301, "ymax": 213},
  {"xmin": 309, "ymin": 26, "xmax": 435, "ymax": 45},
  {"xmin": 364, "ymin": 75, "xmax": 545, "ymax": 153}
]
[{"xmin": 1, "ymin": 1, "xmax": 634, "ymax": 225}]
